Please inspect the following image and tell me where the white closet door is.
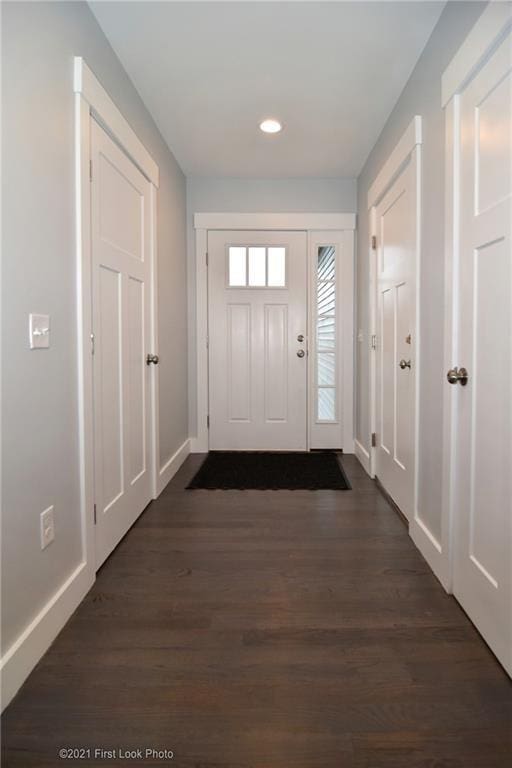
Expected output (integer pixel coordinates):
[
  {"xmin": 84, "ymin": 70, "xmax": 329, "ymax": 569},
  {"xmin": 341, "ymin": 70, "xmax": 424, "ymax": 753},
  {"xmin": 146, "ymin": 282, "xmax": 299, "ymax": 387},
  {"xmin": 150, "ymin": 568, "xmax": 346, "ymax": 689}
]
[
  {"xmin": 375, "ymin": 155, "xmax": 417, "ymax": 520},
  {"xmin": 452, "ymin": 29, "xmax": 512, "ymax": 674},
  {"xmin": 91, "ymin": 120, "xmax": 152, "ymax": 567},
  {"xmin": 208, "ymin": 230, "xmax": 307, "ymax": 450}
]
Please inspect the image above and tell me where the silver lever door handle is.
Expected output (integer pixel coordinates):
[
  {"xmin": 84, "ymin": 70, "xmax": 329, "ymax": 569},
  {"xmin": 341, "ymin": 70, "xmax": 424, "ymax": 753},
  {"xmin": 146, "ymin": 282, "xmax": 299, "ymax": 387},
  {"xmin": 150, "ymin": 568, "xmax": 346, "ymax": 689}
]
[{"xmin": 146, "ymin": 354, "xmax": 159, "ymax": 365}]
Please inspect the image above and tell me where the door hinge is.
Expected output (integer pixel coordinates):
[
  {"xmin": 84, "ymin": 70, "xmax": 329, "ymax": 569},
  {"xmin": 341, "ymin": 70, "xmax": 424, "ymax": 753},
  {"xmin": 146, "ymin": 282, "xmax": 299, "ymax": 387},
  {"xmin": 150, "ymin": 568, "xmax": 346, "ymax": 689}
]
[
  {"xmin": 371, "ymin": 235, "xmax": 377, "ymax": 250},
  {"xmin": 93, "ymin": 503, "xmax": 97, "ymax": 524},
  {"xmin": 207, "ymin": 414, "xmax": 210, "ymax": 429},
  {"xmin": 90, "ymin": 332, "xmax": 95, "ymax": 355},
  {"xmin": 89, "ymin": 159, "xmax": 93, "ymax": 182},
  {"xmin": 206, "ymin": 252, "xmax": 209, "ymax": 266},
  {"xmin": 371, "ymin": 432, "xmax": 377, "ymax": 448},
  {"xmin": 206, "ymin": 335, "xmax": 209, "ymax": 349},
  {"xmin": 371, "ymin": 334, "xmax": 377, "ymax": 350}
]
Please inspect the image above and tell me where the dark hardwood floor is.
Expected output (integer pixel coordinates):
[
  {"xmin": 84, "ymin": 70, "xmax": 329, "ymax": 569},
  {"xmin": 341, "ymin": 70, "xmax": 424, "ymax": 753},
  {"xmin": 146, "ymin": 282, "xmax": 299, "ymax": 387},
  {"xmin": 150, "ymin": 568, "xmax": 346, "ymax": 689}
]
[{"xmin": 2, "ymin": 455, "xmax": 511, "ymax": 767}]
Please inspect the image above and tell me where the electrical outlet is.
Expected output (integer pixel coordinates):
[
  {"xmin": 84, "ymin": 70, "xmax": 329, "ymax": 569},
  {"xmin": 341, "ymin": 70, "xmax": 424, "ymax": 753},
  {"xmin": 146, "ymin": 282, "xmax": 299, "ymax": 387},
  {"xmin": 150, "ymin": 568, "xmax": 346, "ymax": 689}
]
[{"xmin": 40, "ymin": 506, "xmax": 55, "ymax": 550}]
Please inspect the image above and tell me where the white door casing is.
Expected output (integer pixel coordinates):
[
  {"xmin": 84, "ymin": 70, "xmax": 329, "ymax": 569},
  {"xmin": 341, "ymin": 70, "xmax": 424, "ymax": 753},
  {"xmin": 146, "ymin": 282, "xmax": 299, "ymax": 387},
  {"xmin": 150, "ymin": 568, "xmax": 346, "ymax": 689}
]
[
  {"xmin": 208, "ymin": 230, "xmax": 308, "ymax": 450},
  {"xmin": 446, "ymin": 19, "xmax": 512, "ymax": 675},
  {"xmin": 193, "ymin": 214, "xmax": 356, "ymax": 454},
  {"xmin": 371, "ymin": 138, "xmax": 419, "ymax": 521},
  {"xmin": 91, "ymin": 120, "xmax": 153, "ymax": 567}
]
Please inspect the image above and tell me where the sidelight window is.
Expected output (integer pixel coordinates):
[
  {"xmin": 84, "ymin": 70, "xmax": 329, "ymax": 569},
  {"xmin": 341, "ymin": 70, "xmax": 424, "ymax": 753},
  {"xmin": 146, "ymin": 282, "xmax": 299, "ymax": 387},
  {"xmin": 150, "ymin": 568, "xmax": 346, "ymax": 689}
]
[{"xmin": 315, "ymin": 245, "xmax": 337, "ymax": 422}]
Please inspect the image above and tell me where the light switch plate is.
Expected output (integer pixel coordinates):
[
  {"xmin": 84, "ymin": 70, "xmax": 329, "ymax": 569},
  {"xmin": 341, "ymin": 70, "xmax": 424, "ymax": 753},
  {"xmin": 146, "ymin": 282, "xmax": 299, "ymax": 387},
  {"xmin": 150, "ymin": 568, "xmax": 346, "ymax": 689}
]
[
  {"xmin": 40, "ymin": 506, "xmax": 55, "ymax": 550},
  {"xmin": 29, "ymin": 313, "xmax": 50, "ymax": 349}
]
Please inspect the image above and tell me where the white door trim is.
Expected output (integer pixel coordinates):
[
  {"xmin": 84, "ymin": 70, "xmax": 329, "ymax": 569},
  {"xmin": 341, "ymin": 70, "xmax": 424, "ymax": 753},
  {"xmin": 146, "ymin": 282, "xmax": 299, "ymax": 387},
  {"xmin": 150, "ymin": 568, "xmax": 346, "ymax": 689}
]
[
  {"xmin": 192, "ymin": 213, "xmax": 356, "ymax": 453},
  {"xmin": 367, "ymin": 116, "xmax": 422, "ymax": 209},
  {"xmin": 368, "ymin": 115, "xmax": 422, "ymax": 480},
  {"xmin": 441, "ymin": 2, "xmax": 512, "ymax": 108},
  {"xmin": 74, "ymin": 56, "xmax": 160, "ymax": 573},
  {"xmin": 441, "ymin": 2, "xmax": 512, "ymax": 594},
  {"xmin": 367, "ymin": 117, "xmax": 422, "ymax": 540}
]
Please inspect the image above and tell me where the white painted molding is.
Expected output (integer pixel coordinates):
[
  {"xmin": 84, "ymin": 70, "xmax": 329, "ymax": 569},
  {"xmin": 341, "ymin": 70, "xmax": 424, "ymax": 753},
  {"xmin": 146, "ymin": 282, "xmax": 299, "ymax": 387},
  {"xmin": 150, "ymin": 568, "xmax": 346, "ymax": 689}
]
[
  {"xmin": 354, "ymin": 439, "xmax": 371, "ymax": 476},
  {"xmin": 157, "ymin": 439, "xmax": 191, "ymax": 495},
  {"xmin": 410, "ymin": 518, "xmax": 448, "ymax": 589},
  {"xmin": 73, "ymin": 57, "xmax": 159, "ymax": 187},
  {"xmin": 193, "ymin": 227, "xmax": 209, "ymax": 453},
  {"xmin": 367, "ymin": 116, "xmax": 422, "ymax": 209},
  {"xmin": 442, "ymin": 2, "xmax": 512, "ymax": 106},
  {"xmin": 1, "ymin": 562, "xmax": 94, "ymax": 711},
  {"xmin": 194, "ymin": 212, "xmax": 356, "ymax": 231}
]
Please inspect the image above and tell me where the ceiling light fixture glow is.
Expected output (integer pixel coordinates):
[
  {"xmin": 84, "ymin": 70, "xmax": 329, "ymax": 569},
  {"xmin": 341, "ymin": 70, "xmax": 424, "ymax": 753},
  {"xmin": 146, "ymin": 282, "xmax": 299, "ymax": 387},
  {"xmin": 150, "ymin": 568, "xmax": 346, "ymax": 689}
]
[{"xmin": 259, "ymin": 119, "xmax": 282, "ymax": 134}]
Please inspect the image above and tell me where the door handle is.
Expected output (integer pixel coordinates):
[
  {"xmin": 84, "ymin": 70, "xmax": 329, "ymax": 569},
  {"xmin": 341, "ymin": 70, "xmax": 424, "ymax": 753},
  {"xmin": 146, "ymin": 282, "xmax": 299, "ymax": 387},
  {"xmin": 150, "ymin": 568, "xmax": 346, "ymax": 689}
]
[
  {"xmin": 296, "ymin": 349, "xmax": 305, "ymax": 358},
  {"xmin": 446, "ymin": 366, "xmax": 468, "ymax": 386},
  {"xmin": 146, "ymin": 353, "xmax": 159, "ymax": 365},
  {"xmin": 399, "ymin": 359, "xmax": 411, "ymax": 370},
  {"xmin": 297, "ymin": 334, "xmax": 305, "ymax": 342}
]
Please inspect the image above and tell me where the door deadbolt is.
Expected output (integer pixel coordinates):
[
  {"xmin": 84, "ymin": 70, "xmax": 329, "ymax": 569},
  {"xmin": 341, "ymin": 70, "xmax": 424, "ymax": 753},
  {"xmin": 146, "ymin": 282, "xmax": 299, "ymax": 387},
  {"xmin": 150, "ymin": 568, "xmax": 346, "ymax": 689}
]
[
  {"xmin": 297, "ymin": 334, "xmax": 305, "ymax": 342},
  {"xmin": 447, "ymin": 366, "xmax": 468, "ymax": 386},
  {"xmin": 146, "ymin": 354, "xmax": 159, "ymax": 365}
]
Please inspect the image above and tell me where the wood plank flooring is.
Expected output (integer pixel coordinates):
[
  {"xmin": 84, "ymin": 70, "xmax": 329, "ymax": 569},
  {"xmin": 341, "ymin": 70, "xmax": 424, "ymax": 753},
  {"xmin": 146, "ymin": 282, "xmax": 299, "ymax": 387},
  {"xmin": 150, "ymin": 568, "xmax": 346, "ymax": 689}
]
[{"xmin": 2, "ymin": 455, "xmax": 511, "ymax": 767}]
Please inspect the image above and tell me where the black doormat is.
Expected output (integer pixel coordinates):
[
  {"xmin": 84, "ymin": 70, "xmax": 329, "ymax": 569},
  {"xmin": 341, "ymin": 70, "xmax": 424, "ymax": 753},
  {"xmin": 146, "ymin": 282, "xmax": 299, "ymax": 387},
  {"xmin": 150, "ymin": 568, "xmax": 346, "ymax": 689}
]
[{"xmin": 186, "ymin": 451, "xmax": 350, "ymax": 490}]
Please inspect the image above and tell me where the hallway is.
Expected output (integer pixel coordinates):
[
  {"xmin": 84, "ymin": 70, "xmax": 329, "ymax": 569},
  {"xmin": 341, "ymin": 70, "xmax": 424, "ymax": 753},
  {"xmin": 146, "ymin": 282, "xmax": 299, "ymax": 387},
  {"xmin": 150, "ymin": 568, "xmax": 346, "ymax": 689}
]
[{"xmin": 2, "ymin": 456, "xmax": 511, "ymax": 768}]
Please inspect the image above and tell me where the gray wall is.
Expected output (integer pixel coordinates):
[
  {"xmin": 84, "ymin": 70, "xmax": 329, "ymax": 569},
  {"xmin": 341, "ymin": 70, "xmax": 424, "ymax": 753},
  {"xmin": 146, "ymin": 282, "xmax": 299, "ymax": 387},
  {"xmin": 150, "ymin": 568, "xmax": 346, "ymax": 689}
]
[
  {"xmin": 355, "ymin": 1, "xmax": 486, "ymax": 540},
  {"xmin": 1, "ymin": 1, "xmax": 187, "ymax": 653},
  {"xmin": 186, "ymin": 176, "xmax": 357, "ymax": 435}
]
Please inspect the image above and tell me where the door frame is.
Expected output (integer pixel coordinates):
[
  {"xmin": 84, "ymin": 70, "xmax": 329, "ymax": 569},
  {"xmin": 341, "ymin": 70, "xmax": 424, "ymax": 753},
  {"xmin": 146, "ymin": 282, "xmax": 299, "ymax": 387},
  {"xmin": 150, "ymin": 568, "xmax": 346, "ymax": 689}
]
[
  {"xmin": 74, "ymin": 57, "xmax": 160, "ymax": 574},
  {"xmin": 366, "ymin": 115, "xmax": 422, "ymax": 516},
  {"xmin": 441, "ymin": 3, "xmax": 512, "ymax": 592},
  {"xmin": 192, "ymin": 213, "xmax": 356, "ymax": 453}
]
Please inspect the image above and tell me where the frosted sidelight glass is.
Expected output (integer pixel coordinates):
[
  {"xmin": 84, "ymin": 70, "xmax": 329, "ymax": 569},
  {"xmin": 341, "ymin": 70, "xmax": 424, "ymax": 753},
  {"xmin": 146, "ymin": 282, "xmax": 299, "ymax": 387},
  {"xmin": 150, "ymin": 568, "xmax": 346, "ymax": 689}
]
[{"xmin": 316, "ymin": 244, "xmax": 337, "ymax": 422}]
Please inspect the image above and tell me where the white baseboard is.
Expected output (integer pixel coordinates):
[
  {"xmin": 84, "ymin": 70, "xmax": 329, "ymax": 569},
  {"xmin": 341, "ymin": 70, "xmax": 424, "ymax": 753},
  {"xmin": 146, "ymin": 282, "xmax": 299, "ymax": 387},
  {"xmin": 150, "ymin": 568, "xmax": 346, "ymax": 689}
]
[
  {"xmin": 157, "ymin": 438, "xmax": 190, "ymax": 495},
  {"xmin": 409, "ymin": 517, "xmax": 449, "ymax": 590},
  {"xmin": 354, "ymin": 439, "xmax": 371, "ymax": 476},
  {"xmin": 1, "ymin": 560, "xmax": 95, "ymax": 712}
]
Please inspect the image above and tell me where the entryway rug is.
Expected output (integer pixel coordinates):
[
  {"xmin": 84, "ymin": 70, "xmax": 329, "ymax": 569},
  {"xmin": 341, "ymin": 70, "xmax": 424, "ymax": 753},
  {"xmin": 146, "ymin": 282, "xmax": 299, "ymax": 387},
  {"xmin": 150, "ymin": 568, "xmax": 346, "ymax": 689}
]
[{"xmin": 186, "ymin": 451, "xmax": 350, "ymax": 490}]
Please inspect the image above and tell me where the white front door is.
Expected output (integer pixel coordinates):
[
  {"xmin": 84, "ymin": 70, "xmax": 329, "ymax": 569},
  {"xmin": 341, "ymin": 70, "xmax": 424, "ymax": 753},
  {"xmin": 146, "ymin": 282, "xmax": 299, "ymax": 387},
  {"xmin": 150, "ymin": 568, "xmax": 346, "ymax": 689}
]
[
  {"xmin": 375, "ymin": 154, "xmax": 417, "ymax": 519},
  {"xmin": 91, "ymin": 120, "xmax": 153, "ymax": 568},
  {"xmin": 208, "ymin": 230, "xmax": 307, "ymax": 450},
  {"xmin": 451, "ymin": 29, "xmax": 511, "ymax": 674}
]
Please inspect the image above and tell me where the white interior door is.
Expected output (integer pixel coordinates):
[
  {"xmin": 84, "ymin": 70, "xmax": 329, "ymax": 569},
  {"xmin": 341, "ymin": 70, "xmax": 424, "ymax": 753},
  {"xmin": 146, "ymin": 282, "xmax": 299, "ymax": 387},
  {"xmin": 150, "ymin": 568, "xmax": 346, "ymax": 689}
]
[
  {"xmin": 375, "ymin": 154, "xmax": 417, "ymax": 519},
  {"xmin": 208, "ymin": 230, "xmax": 307, "ymax": 450},
  {"xmin": 91, "ymin": 120, "xmax": 153, "ymax": 567},
  {"xmin": 451, "ymin": 29, "xmax": 511, "ymax": 674}
]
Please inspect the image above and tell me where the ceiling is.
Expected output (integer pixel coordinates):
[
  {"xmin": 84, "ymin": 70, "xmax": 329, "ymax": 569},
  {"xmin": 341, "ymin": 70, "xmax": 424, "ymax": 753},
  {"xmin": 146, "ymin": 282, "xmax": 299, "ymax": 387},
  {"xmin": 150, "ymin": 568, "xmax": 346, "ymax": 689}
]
[{"xmin": 90, "ymin": 1, "xmax": 445, "ymax": 178}]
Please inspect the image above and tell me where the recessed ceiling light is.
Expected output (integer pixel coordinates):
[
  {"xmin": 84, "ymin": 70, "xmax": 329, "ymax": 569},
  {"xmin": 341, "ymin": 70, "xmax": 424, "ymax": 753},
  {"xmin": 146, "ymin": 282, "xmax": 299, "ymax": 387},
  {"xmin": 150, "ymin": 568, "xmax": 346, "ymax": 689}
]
[{"xmin": 259, "ymin": 119, "xmax": 282, "ymax": 134}]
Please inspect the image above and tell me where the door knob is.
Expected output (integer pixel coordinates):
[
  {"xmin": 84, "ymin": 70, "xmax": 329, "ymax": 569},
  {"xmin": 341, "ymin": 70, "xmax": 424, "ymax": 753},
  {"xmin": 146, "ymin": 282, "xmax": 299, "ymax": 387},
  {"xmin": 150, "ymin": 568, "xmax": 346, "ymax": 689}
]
[
  {"xmin": 296, "ymin": 349, "xmax": 305, "ymax": 358},
  {"xmin": 399, "ymin": 359, "xmax": 411, "ymax": 370},
  {"xmin": 447, "ymin": 366, "xmax": 468, "ymax": 386},
  {"xmin": 146, "ymin": 353, "xmax": 159, "ymax": 365}
]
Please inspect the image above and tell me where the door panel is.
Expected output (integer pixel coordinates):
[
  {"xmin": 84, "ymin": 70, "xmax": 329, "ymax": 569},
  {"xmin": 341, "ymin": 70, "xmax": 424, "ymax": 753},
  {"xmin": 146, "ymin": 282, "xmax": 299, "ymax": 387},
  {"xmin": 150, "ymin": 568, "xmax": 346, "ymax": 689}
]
[
  {"xmin": 375, "ymin": 156, "xmax": 416, "ymax": 518},
  {"xmin": 208, "ymin": 231, "xmax": 307, "ymax": 450},
  {"xmin": 227, "ymin": 303, "xmax": 251, "ymax": 421},
  {"xmin": 264, "ymin": 304, "xmax": 288, "ymax": 422},
  {"xmin": 91, "ymin": 120, "xmax": 152, "ymax": 568},
  {"xmin": 453, "ymin": 29, "xmax": 511, "ymax": 673}
]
